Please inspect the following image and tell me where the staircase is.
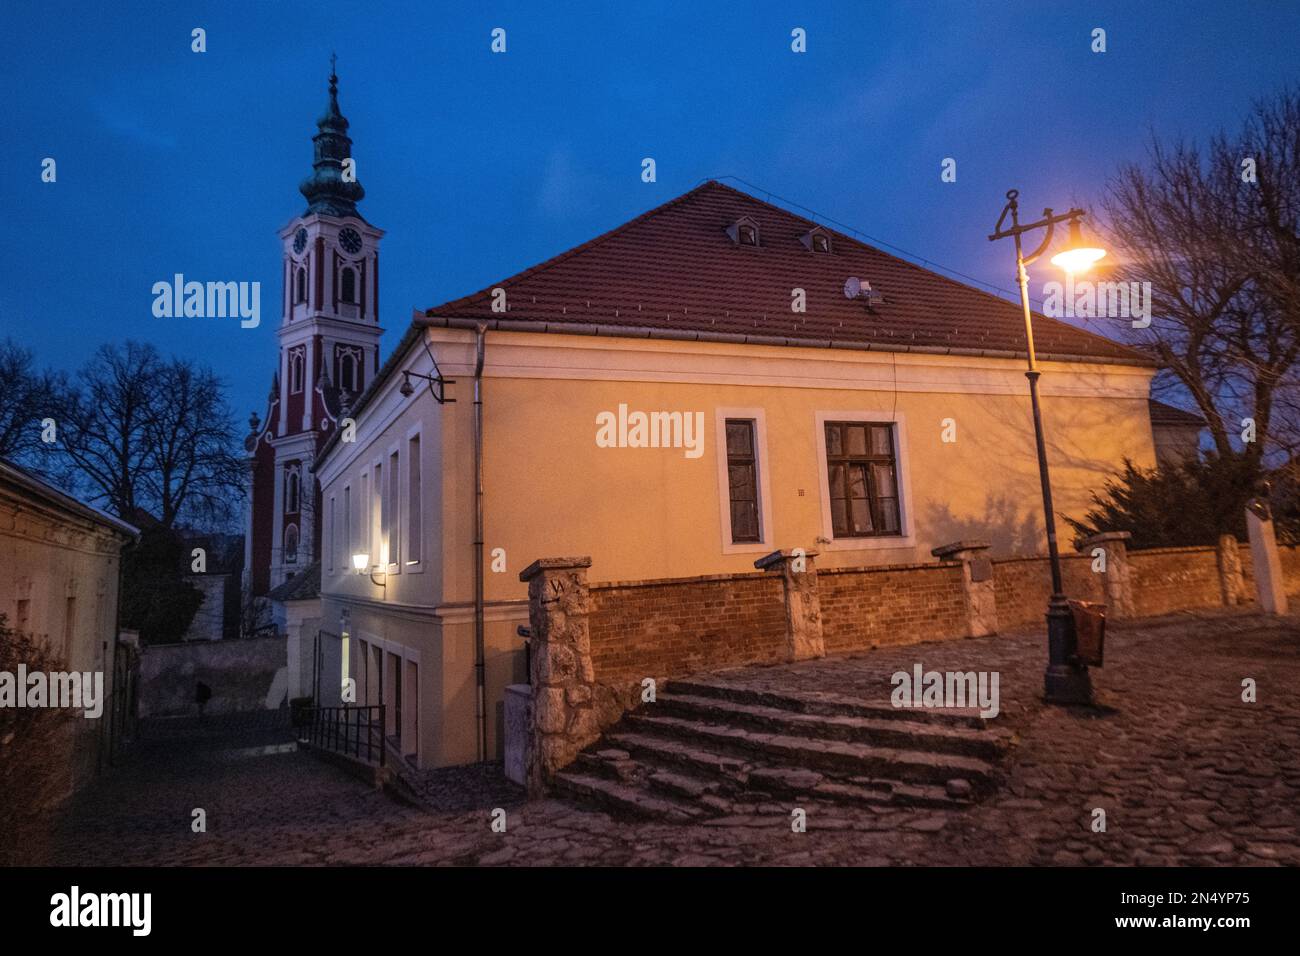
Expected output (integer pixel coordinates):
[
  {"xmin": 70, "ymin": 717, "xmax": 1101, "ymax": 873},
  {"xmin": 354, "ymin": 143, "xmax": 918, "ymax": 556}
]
[{"xmin": 554, "ymin": 677, "xmax": 1009, "ymax": 822}]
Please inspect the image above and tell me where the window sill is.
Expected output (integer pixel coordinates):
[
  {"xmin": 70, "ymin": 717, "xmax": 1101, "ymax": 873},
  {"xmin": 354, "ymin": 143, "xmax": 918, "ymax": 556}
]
[{"xmin": 820, "ymin": 534, "xmax": 916, "ymax": 551}]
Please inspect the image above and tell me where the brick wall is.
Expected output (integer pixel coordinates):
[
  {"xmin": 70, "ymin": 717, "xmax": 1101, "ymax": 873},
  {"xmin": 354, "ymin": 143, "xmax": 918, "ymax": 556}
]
[
  {"xmin": 993, "ymin": 554, "xmax": 1105, "ymax": 629},
  {"xmin": 1128, "ymin": 546, "xmax": 1223, "ymax": 616},
  {"xmin": 582, "ymin": 540, "xmax": 1300, "ymax": 695},
  {"xmin": 819, "ymin": 562, "xmax": 968, "ymax": 654},
  {"xmin": 589, "ymin": 572, "xmax": 787, "ymax": 685}
]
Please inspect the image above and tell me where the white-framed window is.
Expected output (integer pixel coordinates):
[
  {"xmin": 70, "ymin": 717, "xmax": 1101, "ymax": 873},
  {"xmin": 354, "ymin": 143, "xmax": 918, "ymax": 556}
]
[
  {"xmin": 372, "ymin": 461, "xmax": 383, "ymax": 565},
  {"xmin": 813, "ymin": 410, "xmax": 915, "ymax": 550},
  {"xmin": 326, "ymin": 496, "xmax": 335, "ymax": 573},
  {"xmin": 406, "ymin": 430, "xmax": 422, "ymax": 567},
  {"xmin": 343, "ymin": 484, "xmax": 352, "ymax": 566},
  {"xmin": 387, "ymin": 448, "xmax": 400, "ymax": 571},
  {"xmin": 713, "ymin": 408, "xmax": 775, "ymax": 554},
  {"xmin": 284, "ymin": 523, "xmax": 300, "ymax": 564},
  {"xmin": 341, "ymin": 266, "xmax": 357, "ymax": 304},
  {"xmin": 359, "ymin": 470, "xmax": 370, "ymax": 562}
]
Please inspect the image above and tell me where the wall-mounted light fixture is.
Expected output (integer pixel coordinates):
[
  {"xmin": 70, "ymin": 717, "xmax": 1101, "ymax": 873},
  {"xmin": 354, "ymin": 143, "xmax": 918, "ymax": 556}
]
[{"xmin": 352, "ymin": 552, "xmax": 386, "ymax": 588}]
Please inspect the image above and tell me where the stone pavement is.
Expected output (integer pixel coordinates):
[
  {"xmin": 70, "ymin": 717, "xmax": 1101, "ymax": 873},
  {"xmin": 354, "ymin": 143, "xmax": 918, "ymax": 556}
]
[{"xmin": 32, "ymin": 608, "xmax": 1300, "ymax": 866}]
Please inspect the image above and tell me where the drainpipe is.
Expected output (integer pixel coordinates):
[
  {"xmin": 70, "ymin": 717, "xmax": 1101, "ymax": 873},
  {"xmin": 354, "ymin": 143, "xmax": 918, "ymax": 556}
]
[{"xmin": 473, "ymin": 324, "xmax": 488, "ymax": 762}]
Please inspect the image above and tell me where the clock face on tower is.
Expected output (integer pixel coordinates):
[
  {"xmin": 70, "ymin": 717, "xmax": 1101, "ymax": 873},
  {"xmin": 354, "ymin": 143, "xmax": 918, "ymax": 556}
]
[
  {"xmin": 292, "ymin": 227, "xmax": 308, "ymax": 255},
  {"xmin": 338, "ymin": 227, "xmax": 363, "ymax": 256}
]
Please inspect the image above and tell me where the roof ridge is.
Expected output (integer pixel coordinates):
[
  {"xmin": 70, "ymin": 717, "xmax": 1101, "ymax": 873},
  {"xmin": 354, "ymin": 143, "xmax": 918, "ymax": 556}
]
[{"xmin": 425, "ymin": 180, "xmax": 723, "ymax": 316}]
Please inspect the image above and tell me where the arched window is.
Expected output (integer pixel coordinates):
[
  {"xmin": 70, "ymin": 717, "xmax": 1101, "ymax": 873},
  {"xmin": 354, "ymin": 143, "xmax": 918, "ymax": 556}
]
[
  {"xmin": 336, "ymin": 346, "xmax": 362, "ymax": 393},
  {"xmin": 341, "ymin": 267, "xmax": 357, "ymax": 304},
  {"xmin": 285, "ymin": 465, "xmax": 301, "ymax": 515},
  {"xmin": 284, "ymin": 524, "xmax": 299, "ymax": 564},
  {"xmin": 295, "ymin": 267, "xmax": 307, "ymax": 304},
  {"xmin": 288, "ymin": 348, "xmax": 305, "ymax": 394}
]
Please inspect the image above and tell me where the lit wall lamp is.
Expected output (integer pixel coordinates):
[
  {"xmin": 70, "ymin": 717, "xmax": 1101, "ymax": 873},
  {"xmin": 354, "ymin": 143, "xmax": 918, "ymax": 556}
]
[{"xmin": 352, "ymin": 552, "xmax": 386, "ymax": 588}]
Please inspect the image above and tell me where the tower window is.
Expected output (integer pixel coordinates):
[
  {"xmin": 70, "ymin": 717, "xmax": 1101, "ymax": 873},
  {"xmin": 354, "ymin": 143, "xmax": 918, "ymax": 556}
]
[
  {"xmin": 285, "ymin": 464, "xmax": 301, "ymax": 515},
  {"xmin": 295, "ymin": 267, "xmax": 307, "ymax": 304},
  {"xmin": 336, "ymin": 346, "xmax": 363, "ymax": 393},
  {"xmin": 341, "ymin": 266, "xmax": 357, "ymax": 304},
  {"xmin": 288, "ymin": 347, "xmax": 305, "ymax": 394},
  {"xmin": 284, "ymin": 524, "xmax": 299, "ymax": 564}
]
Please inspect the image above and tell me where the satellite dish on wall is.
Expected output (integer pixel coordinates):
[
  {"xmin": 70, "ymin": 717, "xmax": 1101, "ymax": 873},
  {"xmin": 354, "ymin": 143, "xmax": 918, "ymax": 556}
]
[{"xmin": 843, "ymin": 277, "xmax": 862, "ymax": 299}]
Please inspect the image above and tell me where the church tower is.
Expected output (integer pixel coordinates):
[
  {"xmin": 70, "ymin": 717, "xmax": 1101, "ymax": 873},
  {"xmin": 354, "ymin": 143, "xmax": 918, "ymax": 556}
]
[{"xmin": 244, "ymin": 64, "xmax": 384, "ymax": 599}]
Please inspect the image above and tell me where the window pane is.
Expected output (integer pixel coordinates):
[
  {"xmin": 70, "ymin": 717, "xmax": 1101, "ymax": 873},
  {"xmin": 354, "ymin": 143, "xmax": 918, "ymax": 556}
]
[
  {"xmin": 728, "ymin": 464, "xmax": 755, "ymax": 502},
  {"xmin": 847, "ymin": 463, "xmax": 868, "ymax": 501},
  {"xmin": 871, "ymin": 426, "xmax": 893, "ymax": 456},
  {"xmin": 731, "ymin": 502, "xmax": 758, "ymax": 541},
  {"xmin": 831, "ymin": 498, "xmax": 848, "ymax": 536},
  {"xmin": 846, "ymin": 425, "xmax": 867, "ymax": 456},
  {"xmin": 850, "ymin": 496, "xmax": 873, "ymax": 533},
  {"xmin": 828, "ymin": 463, "xmax": 844, "ymax": 499},
  {"xmin": 871, "ymin": 461, "xmax": 897, "ymax": 498},
  {"xmin": 726, "ymin": 421, "xmax": 753, "ymax": 456},
  {"xmin": 825, "ymin": 424, "xmax": 842, "ymax": 457},
  {"xmin": 876, "ymin": 498, "xmax": 900, "ymax": 533}
]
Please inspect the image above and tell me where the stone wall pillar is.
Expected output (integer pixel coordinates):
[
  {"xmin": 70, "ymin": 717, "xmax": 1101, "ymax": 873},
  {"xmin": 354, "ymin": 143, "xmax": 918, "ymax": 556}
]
[
  {"xmin": 1216, "ymin": 534, "xmax": 1247, "ymax": 606},
  {"xmin": 754, "ymin": 549, "xmax": 824, "ymax": 661},
  {"xmin": 931, "ymin": 540, "xmax": 998, "ymax": 637},
  {"xmin": 1078, "ymin": 531, "xmax": 1134, "ymax": 618},
  {"xmin": 1246, "ymin": 500, "xmax": 1289, "ymax": 614},
  {"xmin": 519, "ymin": 556, "xmax": 597, "ymax": 796}
]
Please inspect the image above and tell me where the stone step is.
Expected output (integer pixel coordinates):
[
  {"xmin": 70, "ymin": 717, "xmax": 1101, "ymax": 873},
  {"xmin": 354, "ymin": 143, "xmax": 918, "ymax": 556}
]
[
  {"xmin": 552, "ymin": 771, "xmax": 705, "ymax": 822},
  {"xmin": 624, "ymin": 713, "xmax": 997, "ymax": 791},
  {"xmin": 654, "ymin": 692, "xmax": 1004, "ymax": 759},
  {"xmin": 599, "ymin": 730, "xmax": 969, "ymax": 811},
  {"xmin": 668, "ymin": 678, "xmax": 991, "ymax": 728},
  {"xmin": 604, "ymin": 730, "xmax": 753, "ymax": 783}
]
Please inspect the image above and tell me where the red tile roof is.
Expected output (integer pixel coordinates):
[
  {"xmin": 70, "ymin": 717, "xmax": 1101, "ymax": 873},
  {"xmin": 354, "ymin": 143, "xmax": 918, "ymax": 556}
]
[
  {"xmin": 423, "ymin": 180, "xmax": 1152, "ymax": 366},
  {"xmin": 1148, "ymin": 398, "xmax": 1207, "ymax": 427}
]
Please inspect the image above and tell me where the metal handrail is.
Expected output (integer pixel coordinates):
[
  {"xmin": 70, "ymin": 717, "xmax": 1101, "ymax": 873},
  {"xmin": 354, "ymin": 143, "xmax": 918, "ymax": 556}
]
[{"xmin": 298, "ymin": 703, "xmax": 386, "ymax": 767}]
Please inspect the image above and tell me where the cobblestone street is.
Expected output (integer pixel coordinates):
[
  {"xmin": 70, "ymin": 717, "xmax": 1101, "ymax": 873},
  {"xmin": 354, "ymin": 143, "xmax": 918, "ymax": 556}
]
[{"xmin": 36, "ymin": 608, "xmax": 1300, "ymax": 866}]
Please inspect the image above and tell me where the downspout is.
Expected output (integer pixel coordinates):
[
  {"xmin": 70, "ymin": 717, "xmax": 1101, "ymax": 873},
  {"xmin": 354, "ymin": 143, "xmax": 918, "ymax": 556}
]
[{"xmin": 473, "ymin": 324, "xmax": 488, "ymax": 762}]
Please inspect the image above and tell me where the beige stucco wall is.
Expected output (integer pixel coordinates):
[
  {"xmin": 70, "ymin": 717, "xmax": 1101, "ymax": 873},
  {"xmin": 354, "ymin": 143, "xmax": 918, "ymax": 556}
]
[
  {"xmin": 0, "ymin": 484, "xmax": 130, "ymax": 799},
  {"xmin": 319, "ymin": 325, "xmax": 1157, "ymax": 767}
]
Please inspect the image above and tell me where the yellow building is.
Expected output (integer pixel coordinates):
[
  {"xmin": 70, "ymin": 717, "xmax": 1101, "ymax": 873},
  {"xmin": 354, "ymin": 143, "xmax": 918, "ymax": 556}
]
[{"xmin": 314, "ymin": 182, "xmax": 1157, "ymax": 769}]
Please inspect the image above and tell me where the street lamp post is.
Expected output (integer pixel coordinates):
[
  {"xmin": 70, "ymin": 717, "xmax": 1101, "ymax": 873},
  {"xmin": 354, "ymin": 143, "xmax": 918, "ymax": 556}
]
[{"xmin": 988, "ymin": 189, "xmax": 1106, "ymax": 705}]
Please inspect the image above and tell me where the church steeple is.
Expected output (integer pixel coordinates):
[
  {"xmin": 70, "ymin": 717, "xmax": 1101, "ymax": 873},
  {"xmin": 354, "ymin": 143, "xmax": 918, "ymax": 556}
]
[{"xmin": 299, "ymin": 57, "xmax": 365, "ymax": 218}]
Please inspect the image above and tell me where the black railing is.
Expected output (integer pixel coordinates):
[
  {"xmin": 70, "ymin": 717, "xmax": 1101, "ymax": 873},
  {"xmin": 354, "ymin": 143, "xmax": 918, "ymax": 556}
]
[{"xmin": 298, "ymin": 704, "xmax": 386, "ymax": 767}]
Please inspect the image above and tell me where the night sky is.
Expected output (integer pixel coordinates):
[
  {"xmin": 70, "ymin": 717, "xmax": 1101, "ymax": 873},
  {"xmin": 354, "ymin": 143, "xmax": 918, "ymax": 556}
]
[{"xmin": 4, "ymin": 1, "xmax": 1298, "ymax": 422}]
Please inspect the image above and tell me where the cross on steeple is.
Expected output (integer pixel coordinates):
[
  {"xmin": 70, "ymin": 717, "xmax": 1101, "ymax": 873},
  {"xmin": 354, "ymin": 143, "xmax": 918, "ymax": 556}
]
[{"xmin": 330, "ymin": 52, "xmax": 337, "ymax": 77}]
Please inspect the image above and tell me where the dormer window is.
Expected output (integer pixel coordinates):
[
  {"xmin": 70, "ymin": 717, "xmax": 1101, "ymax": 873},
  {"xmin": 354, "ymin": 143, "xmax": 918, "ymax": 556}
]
[
  {"xmin": 802, "ymin": 228, "xmax": 832, "ymax": 253},
  {"xmin": 726, "ymin": 216, "xmax": 761, "ymax": 247}
]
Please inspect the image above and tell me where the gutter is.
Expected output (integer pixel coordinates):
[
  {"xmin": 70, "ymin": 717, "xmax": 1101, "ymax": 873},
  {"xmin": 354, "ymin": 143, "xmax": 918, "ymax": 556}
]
[
  {"xmin": 472, "ymin": 324, "xmax": 488, "ymax": 762},
  {"xmin": 417, "ymin": 314, "xmax": 1159, "ymax": 368}
]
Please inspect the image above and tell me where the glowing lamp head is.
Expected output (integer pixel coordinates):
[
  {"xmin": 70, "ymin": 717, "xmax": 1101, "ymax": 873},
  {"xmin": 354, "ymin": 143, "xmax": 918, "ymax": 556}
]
[
  {"xmin": 351, "ymin": 553, "xmax": 370, "ymax": 573},
  {"xmin": 1050, "ymin": 218, "xmax": 1107, "ymax": 274}
]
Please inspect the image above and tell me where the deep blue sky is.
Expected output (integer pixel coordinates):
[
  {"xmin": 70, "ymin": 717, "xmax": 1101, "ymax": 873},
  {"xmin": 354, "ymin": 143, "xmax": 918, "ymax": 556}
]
[{"xmin": 3, "ymin": 1, "xmax": 1298, "ymax": 421}]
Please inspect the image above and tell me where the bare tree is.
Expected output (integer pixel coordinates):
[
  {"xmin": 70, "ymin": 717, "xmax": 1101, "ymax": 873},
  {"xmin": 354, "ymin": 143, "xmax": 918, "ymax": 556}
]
[
  {"xmin": 52, "ymin": 341, "xmax": 244, "ymax": 528},
  {"xmin": 0, "ymin": 338, "xmax": 60, "ymax": 465},
  {"xmin": 1098, "ymin": 88, "xmax": 1300, "ymax": 477}
]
